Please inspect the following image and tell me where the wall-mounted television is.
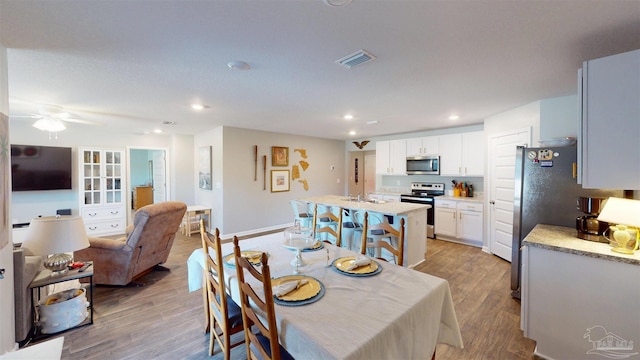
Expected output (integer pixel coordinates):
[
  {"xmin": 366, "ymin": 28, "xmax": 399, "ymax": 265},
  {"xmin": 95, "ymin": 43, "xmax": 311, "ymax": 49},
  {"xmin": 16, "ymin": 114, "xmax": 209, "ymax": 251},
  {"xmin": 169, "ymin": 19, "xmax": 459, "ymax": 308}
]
[{"xmin": 11, "ymin": 144, "xmax": 72, "ymax": 191}]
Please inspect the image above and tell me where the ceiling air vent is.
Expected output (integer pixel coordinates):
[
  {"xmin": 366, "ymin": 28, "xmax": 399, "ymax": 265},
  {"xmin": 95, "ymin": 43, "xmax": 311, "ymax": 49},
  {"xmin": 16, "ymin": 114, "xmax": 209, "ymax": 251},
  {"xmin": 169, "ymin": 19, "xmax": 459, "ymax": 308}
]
[
  {"xmin": 160, "ymin": 121, "xmax": 176, "ymax": 125},
  {"xmin": 335, "ymin": 49, "xmax": 376, "ymax": 69}
]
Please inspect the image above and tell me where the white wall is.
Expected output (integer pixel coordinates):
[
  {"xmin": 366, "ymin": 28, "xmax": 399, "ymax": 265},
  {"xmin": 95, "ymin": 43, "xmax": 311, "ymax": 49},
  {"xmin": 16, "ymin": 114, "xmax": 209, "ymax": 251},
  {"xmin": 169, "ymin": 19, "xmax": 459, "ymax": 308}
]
[
  {"xmin": 9, "ymin": 121, "xmax": 194, "ymax": 223},
  {"xmin": 0, "ymin": 43, "xmax": 16, "ymax": 354},
  {"xmin": 540, "ymin": 94, "xmax": 578, "ymax": 141},
  {"xmin": 195, "ymin": 126, "xmax": 346, "ymax": 237}
]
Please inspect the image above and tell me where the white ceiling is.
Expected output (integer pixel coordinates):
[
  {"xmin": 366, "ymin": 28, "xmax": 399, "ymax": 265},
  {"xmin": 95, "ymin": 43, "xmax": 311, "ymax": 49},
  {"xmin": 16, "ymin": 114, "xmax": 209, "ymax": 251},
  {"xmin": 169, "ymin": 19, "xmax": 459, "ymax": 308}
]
[{"xmin": 1, "ymin": 0, "xmax": 639, "ymax": 140}]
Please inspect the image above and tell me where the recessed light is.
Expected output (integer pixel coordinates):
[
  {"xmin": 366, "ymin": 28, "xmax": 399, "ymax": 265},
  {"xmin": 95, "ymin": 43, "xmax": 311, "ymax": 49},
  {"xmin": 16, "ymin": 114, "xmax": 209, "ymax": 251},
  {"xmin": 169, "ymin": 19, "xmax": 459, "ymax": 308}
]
[
  {"xmin": 344, "ymin": 114, "xmax": 354, "ymax": 120},
  {"xmin": 153, "ymin": 129, "xmax": 162, "ymax": 134},
  {"xmin": 449, "ymin": 115, "xmax": 459, "ymax": 120},
  {"xmin": 227, "ymin": 61, "xmax": 250, "ymax": 71},
  {"xmin": 191, "ymin": 104, "xmax": 204, "ymax": 111},
  {"xmin": 349, "ymin": 131, "xmax": 356, "ymax": 136}
]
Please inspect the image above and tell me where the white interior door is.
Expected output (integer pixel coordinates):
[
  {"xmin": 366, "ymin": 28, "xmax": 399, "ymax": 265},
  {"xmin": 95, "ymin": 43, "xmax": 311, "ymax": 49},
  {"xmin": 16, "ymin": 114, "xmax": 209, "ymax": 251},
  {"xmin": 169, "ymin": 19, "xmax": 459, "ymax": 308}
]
[
  {"xmin": 152, "ymin": 151, "xmax": 167, "ymax": 203},
  {"xmin": 488, "ymin": 128, "xmax": 530, "ymax": 261},
  {"xmin": 364, "ymin": 154, "xmax": 376, "ymax": 194}
]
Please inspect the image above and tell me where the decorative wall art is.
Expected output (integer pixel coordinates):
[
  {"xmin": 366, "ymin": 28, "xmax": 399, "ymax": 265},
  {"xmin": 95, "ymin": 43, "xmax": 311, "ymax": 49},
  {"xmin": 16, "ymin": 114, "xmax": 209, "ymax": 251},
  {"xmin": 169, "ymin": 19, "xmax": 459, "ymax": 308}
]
[
  {"xmin": 271, "ymin": 170, "xmax": 290, "ymax": 192},
  {"xmin": 198, "ymin": 146, "xmax": 212, "ymax": 190},
  {"xmin": 0, "ymin": 113, "xmax": 9, "ymax": 249},
  {"xmin": 271, "ymin": 146, "xmax": 289, "ymax": 167},
  {"xmin": 292, "ymin": 147, "xmax": 311, "ymax": 191}
]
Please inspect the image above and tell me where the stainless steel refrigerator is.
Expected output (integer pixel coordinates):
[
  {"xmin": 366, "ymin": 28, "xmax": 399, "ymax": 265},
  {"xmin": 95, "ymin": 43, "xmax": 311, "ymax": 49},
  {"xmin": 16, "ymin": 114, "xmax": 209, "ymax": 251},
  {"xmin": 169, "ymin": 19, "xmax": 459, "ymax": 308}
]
[{"xmin": 510, "ymin": 146, "xmax": 623, "ymax": 299}]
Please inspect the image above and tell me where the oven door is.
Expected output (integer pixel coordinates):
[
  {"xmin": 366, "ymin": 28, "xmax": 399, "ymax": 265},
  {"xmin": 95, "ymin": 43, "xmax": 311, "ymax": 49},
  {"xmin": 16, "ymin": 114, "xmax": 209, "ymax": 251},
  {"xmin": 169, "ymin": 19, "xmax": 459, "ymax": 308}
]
[{"xmin": 400, "ymin": 195, "xmax": 435, "ymax": 238}]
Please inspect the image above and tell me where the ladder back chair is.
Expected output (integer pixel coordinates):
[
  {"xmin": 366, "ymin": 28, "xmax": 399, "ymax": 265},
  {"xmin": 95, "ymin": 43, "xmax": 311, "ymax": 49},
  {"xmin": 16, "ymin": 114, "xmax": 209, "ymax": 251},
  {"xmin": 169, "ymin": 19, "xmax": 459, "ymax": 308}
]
[
  {"xmin": 233, "ymin": 236, "xmax": 294, "ymax": 360},
  {"xmin": 312, "ymin": 204, "xmax": 343, "ymax": 246},
  {"xmin": 201, "ymin": 221, "xmax": 245, "ymax": 359},
  {"xmin": 290, "ymin": 200, "xmax": 313, "ymax": 229},
  {"xmin": 360, "ymin": 213, "xmax": 405, "ymax": 266}
]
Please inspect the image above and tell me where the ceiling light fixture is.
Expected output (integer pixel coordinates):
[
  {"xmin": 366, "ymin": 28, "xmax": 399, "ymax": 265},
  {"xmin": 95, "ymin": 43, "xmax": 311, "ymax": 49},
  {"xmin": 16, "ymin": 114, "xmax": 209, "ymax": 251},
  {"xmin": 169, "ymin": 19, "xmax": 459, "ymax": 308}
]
[
  {"xmin": 153, "ymin": 129, "xmax": 162, "ymax": 134},
  {"xmin": 349, "ymin": 130, "xmax": 356, "ymax": 136},
  {"xmin": 366, "ymin": 120, "xmax": 379, "ymax": 125},
  {"xmin": 344, "ymin": 114, "xmax": 354, "ymax": 120},
  {"xmin": 33, "ymin": 117, "xmax": 66, "ymax": 139},
  {"xmin": 191, "ymin": 104, "xmax": 204, "ymax": 111},
  {"xmin": 323, "ymin": 0, "xmax": 352, "ymax": 7},
  {"xmin": 449, "ymin": 115, "xmax": 460, "ymax": 120},
  {"xmin": 227, "ymin": 61, "xmax": 250, "ymax": 71}
]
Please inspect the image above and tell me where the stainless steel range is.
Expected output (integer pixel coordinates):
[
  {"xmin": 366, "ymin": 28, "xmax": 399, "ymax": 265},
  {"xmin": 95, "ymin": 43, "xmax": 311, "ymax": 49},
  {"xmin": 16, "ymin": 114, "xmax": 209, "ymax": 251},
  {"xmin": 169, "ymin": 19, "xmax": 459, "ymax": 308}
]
[{"xmin": 400, "ymin": 182, "xmax": 445, "ymax": 238}]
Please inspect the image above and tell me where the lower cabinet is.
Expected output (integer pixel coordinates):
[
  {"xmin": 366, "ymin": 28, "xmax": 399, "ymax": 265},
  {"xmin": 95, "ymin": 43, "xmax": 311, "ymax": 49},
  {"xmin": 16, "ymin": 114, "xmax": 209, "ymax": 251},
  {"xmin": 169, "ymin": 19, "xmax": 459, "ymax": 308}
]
[{"xmin": 435, "ymin": 198, "xmax": 483, "ymax": 247}]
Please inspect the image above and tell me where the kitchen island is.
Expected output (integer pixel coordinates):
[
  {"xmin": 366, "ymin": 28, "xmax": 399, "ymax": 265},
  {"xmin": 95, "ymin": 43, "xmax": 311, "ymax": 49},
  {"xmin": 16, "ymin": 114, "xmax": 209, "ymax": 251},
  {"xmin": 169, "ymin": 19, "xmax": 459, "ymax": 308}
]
[
  {"xmin": 298, "ymin": 195, "xmax": 430, "ymax": 268},
  {"xmin": 521, "ymin": 224, "xmax": 640, "ymax": 360}
]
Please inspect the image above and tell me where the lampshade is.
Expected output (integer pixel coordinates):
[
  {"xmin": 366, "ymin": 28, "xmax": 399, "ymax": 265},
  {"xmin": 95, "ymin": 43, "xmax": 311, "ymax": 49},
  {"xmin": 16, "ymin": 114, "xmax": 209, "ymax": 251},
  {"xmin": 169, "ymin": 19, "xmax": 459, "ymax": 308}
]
[
  {"xmin": 22, "ymin": 215, "xmax": 89, "ymax": 275},
  {"xmin": 597, "ymin": 197, "xmax": 640, "ymax": 227}
]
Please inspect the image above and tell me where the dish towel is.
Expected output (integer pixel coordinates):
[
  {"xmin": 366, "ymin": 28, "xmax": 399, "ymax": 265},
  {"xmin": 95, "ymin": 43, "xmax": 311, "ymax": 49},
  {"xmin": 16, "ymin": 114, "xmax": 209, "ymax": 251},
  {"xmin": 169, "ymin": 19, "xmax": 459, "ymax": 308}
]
[
  {"xmin": 347, "ymin": 255, "xmax": 371, "ymax": 271},
  {"xmin": 273, "ymin": 279, "xmax": 309, "ymax": 297}
]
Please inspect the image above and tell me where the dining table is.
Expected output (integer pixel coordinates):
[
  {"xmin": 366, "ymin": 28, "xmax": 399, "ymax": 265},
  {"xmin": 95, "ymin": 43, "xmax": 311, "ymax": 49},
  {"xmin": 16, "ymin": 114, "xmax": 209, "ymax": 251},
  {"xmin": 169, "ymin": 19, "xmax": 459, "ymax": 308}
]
[{"xmin": 187, "ymin": 231, "xmax": 463, "ymax": 359}]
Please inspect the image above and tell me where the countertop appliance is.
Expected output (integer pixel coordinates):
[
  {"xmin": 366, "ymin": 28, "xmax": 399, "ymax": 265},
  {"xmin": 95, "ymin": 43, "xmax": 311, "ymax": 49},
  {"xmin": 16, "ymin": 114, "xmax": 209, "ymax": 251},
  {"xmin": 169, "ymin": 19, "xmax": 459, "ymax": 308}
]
[
  {"xmin": 510, "ymin": 146, "xmax": 623, "ymax": 299},
  {"xmin": 400, "ymin": 182, "xmax": 445, "ymax": 238},
  {"xmin": 406, "ymin": 155, "xmax": 440, "ymax": 175},
  {"xmin": 576, "ymin": 196, "xmax": 610, "ymax": 242}
]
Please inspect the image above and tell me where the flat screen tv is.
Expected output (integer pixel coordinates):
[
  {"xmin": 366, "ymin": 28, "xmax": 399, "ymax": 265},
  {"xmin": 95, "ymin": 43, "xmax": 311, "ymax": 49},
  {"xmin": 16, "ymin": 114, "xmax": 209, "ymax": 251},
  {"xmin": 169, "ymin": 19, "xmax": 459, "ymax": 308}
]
[{"xmin": 11, "ymin": 144, "xmax": 72, "ymax": 191}]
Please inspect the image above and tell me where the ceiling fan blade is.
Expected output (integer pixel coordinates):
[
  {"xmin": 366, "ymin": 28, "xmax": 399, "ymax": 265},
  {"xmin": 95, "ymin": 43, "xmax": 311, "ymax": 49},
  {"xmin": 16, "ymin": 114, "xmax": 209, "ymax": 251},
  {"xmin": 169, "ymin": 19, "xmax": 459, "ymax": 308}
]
[{"xmin": 62, "ymin": 117, "xmax": 102, "ymax": 126}]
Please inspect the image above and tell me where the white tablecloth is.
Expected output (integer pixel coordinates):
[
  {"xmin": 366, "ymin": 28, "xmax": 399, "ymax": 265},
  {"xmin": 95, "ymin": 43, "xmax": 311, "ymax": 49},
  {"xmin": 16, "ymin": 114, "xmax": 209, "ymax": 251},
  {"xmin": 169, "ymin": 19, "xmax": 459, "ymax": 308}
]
[{"xmin": 187, "ymin": 232, "xmax": 463, "ymax": 359}]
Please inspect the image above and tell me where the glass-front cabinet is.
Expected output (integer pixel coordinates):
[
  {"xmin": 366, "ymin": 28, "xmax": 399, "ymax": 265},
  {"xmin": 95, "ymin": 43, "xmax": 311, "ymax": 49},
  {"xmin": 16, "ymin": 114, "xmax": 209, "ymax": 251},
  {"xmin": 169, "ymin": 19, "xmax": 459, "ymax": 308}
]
[{"xmin": 79, "ymin": 148, "xmax": 126, "ymax": 236}]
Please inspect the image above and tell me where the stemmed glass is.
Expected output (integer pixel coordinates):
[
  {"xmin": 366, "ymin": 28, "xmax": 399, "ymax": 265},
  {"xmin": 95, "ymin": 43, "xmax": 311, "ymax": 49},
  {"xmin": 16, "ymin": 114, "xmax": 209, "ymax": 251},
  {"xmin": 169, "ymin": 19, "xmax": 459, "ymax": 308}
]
[{"xmin": 283, "ymin": 220, "xmax": 315, "ymax": 274}]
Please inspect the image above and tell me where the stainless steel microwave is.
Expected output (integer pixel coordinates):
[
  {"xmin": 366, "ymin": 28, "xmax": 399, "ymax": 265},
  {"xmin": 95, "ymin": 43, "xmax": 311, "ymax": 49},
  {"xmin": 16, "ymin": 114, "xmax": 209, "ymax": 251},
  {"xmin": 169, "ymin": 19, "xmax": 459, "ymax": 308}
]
[{"xmin": 406, "ymin": 155, "xmax": 440, "ymax": 175}]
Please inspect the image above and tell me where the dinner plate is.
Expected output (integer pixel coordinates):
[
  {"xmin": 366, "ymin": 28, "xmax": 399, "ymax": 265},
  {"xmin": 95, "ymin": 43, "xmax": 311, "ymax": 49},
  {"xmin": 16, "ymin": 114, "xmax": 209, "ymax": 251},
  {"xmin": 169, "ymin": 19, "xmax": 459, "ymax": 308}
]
[
  {"xmin": 302, "ymin": 241, "xmax": 324, "ymax": 252},
  {"xmin": 332, "ymin": 256, "xmax": 383, "ymax": 277},
  {"xmin": 272, "ymin": 275, "xmax": 325, "ymax": 306},
  {"xmin": 223, "ymin": 251, "xmax": 264, "ymax": 267}
]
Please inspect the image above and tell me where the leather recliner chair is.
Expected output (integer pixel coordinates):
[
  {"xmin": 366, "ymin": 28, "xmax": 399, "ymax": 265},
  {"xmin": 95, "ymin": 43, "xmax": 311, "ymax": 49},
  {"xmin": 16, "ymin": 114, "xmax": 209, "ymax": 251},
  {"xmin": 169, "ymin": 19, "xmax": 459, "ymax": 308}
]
[{"xmin": 74, "ymin": 201, "xmax": 187, "ymax": 286}]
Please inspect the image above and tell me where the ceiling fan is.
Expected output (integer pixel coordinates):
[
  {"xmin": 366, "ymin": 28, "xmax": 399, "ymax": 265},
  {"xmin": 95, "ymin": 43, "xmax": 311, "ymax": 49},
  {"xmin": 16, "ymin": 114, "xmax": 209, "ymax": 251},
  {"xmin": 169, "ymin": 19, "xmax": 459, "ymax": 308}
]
[{"xmin": 9, "ymin": 100, "xmax": 102, "ymax": 132}]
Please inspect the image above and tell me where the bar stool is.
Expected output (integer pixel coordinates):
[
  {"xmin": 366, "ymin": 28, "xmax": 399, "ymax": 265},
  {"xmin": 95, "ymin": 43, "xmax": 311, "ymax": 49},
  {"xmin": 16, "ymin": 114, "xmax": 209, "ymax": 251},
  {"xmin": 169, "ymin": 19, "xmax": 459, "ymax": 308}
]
[
  {"xmin": 290, "ymin": 200, "xmax": 313, "ymax": 229},
  {"xmin": 361, "ymin": 211, "xmax": 392, "ymax": 260},
  {"xmin": 342, "ymin": 209, "xmax": 365, "ymax": 251},
  {"xmin": 361, "ymin": 212, "xmax": 405, "ymax": 265}
]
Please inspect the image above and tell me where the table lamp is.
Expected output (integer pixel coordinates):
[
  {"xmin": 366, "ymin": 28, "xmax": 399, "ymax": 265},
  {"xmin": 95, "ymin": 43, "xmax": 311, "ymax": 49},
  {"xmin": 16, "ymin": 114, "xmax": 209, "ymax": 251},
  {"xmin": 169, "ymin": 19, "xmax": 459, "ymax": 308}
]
[
  {"xmin": 21, "ymin": 215, "xmax": 90, "ymax": 275},
  {"xmin": 597, "ymin": 197, "xmax": 640, "ymax": 255}
]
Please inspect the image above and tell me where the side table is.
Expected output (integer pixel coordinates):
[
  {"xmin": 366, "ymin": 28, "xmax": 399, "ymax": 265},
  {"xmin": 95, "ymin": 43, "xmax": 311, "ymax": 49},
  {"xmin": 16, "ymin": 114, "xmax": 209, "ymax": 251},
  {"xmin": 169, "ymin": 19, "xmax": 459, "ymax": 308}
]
[
  {"xmin": 183, "ymin": 205, "xmax": 211, "ymax": 236},
  {"xmin": 28, "ymin": 262, "xmax": 94, "ymax": 342}
]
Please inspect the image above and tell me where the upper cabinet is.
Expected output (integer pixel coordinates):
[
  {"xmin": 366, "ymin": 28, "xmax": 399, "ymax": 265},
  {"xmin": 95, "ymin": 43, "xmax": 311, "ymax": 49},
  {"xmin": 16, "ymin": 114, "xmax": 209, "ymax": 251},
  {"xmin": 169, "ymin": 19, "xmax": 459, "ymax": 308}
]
[
  {"xmin": 439, "ymin": 131, "xmax": 484, "ymax": 176},
  {"xmin": 580, "ymin": 49, "xmax": 640, "ymax": 189},
  {"xmin": 406, "ymin": 136, "xmax": 439, "ymax": 157},
  {"xmin": 376, "ymin": 139, "xmax": 407, "ymax": 175}
]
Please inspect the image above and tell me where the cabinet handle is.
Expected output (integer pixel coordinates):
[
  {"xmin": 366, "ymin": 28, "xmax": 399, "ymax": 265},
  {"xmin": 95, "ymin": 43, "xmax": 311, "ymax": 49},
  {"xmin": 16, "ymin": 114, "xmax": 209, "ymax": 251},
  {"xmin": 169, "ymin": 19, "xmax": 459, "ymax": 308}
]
[
  {"xmin": 110, "ymin": 224, "xmax": 119, "ymax": 228},
  {"xmin": 110, "ymin": 211, "xmax": 119, "ymax": 215},
  {"xmin": 88, "ymin": 213, "xmax": 97, "ymax": 217},
  {"xmin": 459, "ymin": 167, "xmax": 462, "ymax": 174},
  {"xmin": 490, "ymin": 200, "xmax": 495, "ymax": 205},
  {"xmin": 89, "ymin": 226, "xmax": 97, "ymax": 230}
]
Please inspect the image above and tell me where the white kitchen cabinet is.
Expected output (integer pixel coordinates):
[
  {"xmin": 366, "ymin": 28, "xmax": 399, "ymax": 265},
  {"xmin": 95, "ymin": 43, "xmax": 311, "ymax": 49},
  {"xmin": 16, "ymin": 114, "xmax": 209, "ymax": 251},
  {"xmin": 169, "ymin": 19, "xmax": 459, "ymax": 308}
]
[
  {"xmin": 79, "ymin": 148, "xmax": 127, "ymax": 236},
  {"xmin": 522, "ymin": 229, "xmax": 640, "ymax": 360},
  {"xmin": 439, "ymin": 131, "xmax": 484, "ymax": 176},
  {"xmin": 580, "ymin": 49, "xmax": 640, "ymax": 189},
  {"xmin": 434, "ymin": 199, "xmax": 457, "ymax": 238},
  {"xmin": 375, "ymin": 139, "xmax": 406, "ymax": 175},
  {"xmin": 406, "ymin": 136, "xmax": 439, "ymax": 157},
  {"xmin": 456, "ymin": 202, "xmax": 483, "ymax": 242},
  {"xmin": 435, "ymin": 198, "xmax": 483, "ymax": 246}
]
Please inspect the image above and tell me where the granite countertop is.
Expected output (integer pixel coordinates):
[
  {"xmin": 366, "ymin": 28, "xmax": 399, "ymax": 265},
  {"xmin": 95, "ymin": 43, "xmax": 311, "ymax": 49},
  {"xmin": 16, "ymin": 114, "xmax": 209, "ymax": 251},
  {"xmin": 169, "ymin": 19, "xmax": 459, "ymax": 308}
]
[
  {"xmin": 298, "ymin": 195, "xmax": 430, "ymax": 216},
  {"xmin": 523, "ymin": 224, "xmax": 640, "ymax": 266},
  {"xmin": 436, "ymin": 196, "xmax": 484, "ymax": 203}
]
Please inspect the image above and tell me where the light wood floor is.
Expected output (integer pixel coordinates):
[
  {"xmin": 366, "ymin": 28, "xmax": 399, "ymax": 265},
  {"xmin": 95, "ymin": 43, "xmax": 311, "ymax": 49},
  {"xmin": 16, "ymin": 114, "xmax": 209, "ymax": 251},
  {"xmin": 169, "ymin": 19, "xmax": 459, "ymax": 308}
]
[{"xmin": 36, "ymin": 233, "xmax": 535, "ymax": 359}]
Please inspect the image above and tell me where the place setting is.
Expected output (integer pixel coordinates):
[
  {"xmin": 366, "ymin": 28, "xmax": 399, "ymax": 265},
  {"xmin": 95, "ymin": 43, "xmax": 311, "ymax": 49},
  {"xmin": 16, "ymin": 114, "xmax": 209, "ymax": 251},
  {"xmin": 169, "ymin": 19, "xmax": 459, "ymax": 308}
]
[
  {"xmin": 331, "ymin": 254, "xmax": 382, "ymax": 277},
  {"xmin": 223, "ymin": 250, "xmax": 268, "ymax": 267},
  {"xmin": 271, "ymin": 274, "xmax": 325, "ymax": 306}
]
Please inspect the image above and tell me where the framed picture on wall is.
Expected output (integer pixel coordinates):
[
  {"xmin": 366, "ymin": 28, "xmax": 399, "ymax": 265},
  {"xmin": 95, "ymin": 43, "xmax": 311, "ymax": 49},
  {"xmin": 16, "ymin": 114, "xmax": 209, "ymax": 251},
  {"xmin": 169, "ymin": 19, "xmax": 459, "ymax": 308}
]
[
  {"xmin": 271, "ymin": 146, "xmax": 289, "ymax": 167},
  {"xmin": 271, "ymin": 170, "xmax": 290, "ymax": 192},
  {"xmin": 199, "ymin": 146, "xmax": 212, "ymax": 190}
]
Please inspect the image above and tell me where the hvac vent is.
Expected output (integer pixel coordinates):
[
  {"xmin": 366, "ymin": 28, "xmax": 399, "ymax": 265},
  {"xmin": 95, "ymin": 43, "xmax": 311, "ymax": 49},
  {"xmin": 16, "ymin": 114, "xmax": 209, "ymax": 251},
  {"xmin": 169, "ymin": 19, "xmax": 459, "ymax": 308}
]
[
  {"xmin": 160, "ymin": 121, "xmax": 176, "ymax": 125},
  {"xmin": 335, "ymin": 49, "xmax": 376, "ymax": 68}
]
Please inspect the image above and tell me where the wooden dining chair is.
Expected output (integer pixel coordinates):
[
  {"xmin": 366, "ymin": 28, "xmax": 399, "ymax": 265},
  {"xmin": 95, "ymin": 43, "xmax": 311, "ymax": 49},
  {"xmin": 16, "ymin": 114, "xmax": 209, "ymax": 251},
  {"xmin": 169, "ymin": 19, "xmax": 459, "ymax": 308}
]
[
  {"xmin": 312, "ymin": 204, "xmax": 343, "ymax": 246},
  {"xmin": 233, "ymin": 236, "xmax": 294, "ymax": 360},
  {"xmin": 360, "ymin": 212, "xmax": 405, "ymax": 265},
  {"xmin": 201, "ymin": 221, "xmax": 245, "ymax": 359},
  {"xmin": 290, "ymin": 199, "xmax": 313, "ymax": 229}
]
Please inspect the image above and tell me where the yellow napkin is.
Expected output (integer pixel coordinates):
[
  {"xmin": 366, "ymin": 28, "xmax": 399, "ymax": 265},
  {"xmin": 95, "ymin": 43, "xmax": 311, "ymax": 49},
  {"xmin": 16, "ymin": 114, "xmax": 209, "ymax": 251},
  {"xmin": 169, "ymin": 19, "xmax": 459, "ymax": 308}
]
[
  {"xmin": 273, "ymin": 279, "xmax": 308, "ymax": 297},
  {"xmin": 347, "ymin": 255, "xmax": 371, "ymax": 271}
]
